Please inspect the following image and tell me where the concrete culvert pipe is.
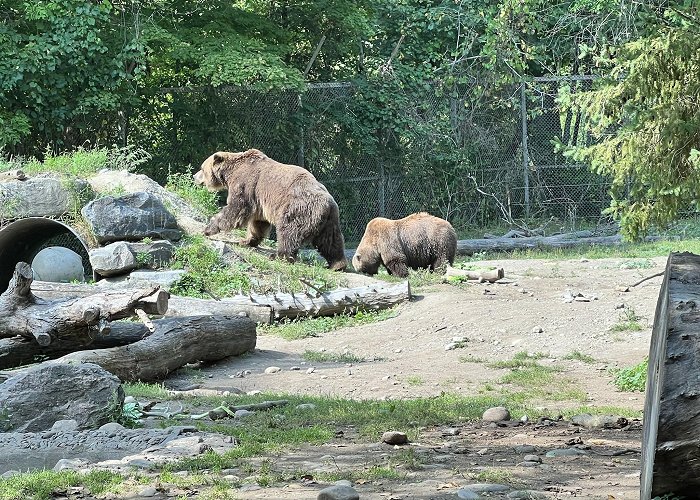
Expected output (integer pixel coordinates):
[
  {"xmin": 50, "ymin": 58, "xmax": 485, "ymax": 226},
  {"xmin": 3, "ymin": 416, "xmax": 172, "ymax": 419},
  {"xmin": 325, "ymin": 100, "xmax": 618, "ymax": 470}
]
[{"xmin": 0, "ymin": 217, "xmax": 93, "ymax": 294}]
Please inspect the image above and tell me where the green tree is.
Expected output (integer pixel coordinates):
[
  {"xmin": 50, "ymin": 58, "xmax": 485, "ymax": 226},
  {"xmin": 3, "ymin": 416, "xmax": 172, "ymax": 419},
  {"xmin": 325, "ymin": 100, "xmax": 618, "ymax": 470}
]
[
  {"xmin": 562, "ymin": 5, "xmax": 700, "ymax": 240},
  {"xmin": 0, "ymin": 0, "xmax": 141, "ymax": 154}
]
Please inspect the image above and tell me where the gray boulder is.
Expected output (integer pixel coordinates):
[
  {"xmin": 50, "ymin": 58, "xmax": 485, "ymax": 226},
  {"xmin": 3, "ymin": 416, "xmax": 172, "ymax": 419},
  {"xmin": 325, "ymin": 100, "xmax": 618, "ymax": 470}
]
[
  {"xmin": 31, "ymin": 246, "xmax": 85, "ymax": 283},
  {"xmin": 89, "ymin": 241, "xmax": 138, "ymax": 277},
  {"xmin": 0, "ymin": 363, "xmax": 124, "ymax": 432},
  {"xmin": 81, "ymin": 192, "xmax": 182, "ymax": 244},
  {"xmin": 127, "ymin": 239, "xmax": 176, "ymax": 269},
  {"xmin": 0, "ymin": 177, "xmax": 87, "ymax": 218}
]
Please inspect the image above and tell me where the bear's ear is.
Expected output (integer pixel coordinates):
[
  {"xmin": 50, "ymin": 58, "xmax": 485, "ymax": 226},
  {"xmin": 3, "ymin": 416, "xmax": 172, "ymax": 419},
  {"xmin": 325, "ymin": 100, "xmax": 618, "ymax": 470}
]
[{"xmin": 213, "ymin": 153, "xmax": 226, "ymax": 165}]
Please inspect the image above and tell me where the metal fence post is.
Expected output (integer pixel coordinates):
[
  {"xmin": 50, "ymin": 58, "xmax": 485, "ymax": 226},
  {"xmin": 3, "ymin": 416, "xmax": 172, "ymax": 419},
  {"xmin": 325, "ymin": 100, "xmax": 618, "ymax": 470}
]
[{"xmin": 520, "ymin": 80, "xmax": 531, "ymax": 218}]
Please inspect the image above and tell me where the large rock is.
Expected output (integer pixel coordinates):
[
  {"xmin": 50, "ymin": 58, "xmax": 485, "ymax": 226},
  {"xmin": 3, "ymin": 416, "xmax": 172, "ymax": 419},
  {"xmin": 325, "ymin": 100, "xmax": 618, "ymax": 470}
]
[
  {"xmin": 89, "ymin": 241, "xmax": 138, "ymax": 277},
  {"xmin": 31, "ymin": 246, "xmax": 86, "ymax": 283},
  {"xmin": 87, "ymin": 170, "xmax": 208, "ymax": 235},
  {"xmin": 81, "ymin": 192, "xmax": 183, "ymax": 244},
  {"xmin": 0, "ymin": 363, "xmax": 124, "ymax": 432},
  {"xmin": 0, "ymin": 177, "xmax": 87, "ymax": 218}
]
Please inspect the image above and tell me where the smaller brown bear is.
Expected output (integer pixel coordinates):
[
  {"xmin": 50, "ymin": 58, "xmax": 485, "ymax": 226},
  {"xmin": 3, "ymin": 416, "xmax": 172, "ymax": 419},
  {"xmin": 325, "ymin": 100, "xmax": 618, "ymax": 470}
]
[
  {"xmin": 193, "ymin": 149, "xmax": 346, "ymax": 270},
  {"xmin": 352, "ymin": 212, "xmax": 457, "ymax": 278}
]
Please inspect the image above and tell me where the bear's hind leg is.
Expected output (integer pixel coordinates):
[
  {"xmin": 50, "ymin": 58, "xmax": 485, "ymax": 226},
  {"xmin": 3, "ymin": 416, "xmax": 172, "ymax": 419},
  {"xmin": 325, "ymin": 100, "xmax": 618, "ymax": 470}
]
[
  {"xmin": 275, "ymin": 225, "xmax": 302, "ymax": 263},
  {"xmin": 240, "ymin": 220, "xmax": 271, "ymax": 247}
]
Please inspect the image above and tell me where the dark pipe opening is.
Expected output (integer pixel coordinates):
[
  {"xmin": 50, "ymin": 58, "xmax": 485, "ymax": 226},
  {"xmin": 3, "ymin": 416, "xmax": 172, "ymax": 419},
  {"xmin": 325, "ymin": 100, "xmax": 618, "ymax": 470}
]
[{"xmin": 0, "ymin": 217, "xmax": 93, "ymax": 293}]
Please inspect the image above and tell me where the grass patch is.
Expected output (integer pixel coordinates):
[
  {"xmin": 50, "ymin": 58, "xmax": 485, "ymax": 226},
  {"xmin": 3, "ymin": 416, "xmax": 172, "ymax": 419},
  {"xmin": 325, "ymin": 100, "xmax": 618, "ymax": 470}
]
[
  {"xmin": 563, "ymin": 351, "xmax": 597, "ymax": 363},
  {"xmin": 259, "ymin": 308, "xmax": 398, "ymax": 340},
  {"xmin": 611, "ymin": 358, "xmax": 648, "ymax": 392},
  {"xmin": 487, "ymin": 351, "xmax": 549, "ymax": 369},
  {"xmin": 405, "ymin": 375, "xmax": 425, "ymax": 386},
  {"xmin": 169, "ymin": 236, "xmax": 348, "ymax": 299},
  {"xmin": 165, "ymin": 171, "xmax": 220, "ymax": 217},
  {"xmin": 302, "ymin": 350, "xmax": 367, "ymax": 363},
  {"xmin": 123, "ymin": 381, "xmax": 171, "ymax": 399},
  {"xmin": 0, "ymin": 470, "xmax": 123, "ymax": 500},
  {"xmin": 610, "ymin": 308, "xmax": 645, "ymax": 332},
  {"xmin": 458, "ymin": 354, "xmax": 486, "ymax": 363}
]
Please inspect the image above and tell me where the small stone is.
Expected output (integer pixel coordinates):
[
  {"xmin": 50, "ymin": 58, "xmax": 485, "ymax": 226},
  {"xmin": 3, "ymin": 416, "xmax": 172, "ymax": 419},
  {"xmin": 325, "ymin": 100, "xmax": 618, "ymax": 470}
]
[
  {"xmin": 532, "ymin": 326, "xmax": 544, "ymax": 333},
  {"xmin": 247, "ymin": 390, "xmax": 262, "ymax": 396},
  {"xmin": 137, "ymin": 486, "xmax": 158, "ymax": 497},
  {"xmin": 482, "ymin": 406, "xmax": 510, "ymax": 422},
  {"xmin": 1, "ymin": 471, "xmax": 19, "ymax": 478},
  {"xmin": 519, "ymin": 415, "xmax": 529, "ymax": 423},
  {"xmin": 513, "ymin": 444, "xmax": 536, "ymax": 454},
  {"xmin": 53, "ymin": 458, "xmax": 87, "ymax": 471},
  {"xmin": 264, "ymin": 366, "xmax": 281, "ymax": 374},
  {"xmin": 234, "ymin": 409, "xmax": 255, "ymax": 419},
  {"xmin": 457, "ymin": 489, "xmax": 481, "ymax": 499},
  {"xmin": 51, "ymin": 419, "xmax": 79, "ymax": 432},
  {"xmin": 317, "ymin": 484, "xmax": 360, "ymax": 500},
  {"xmin": 306, "ymin": 367, "xmax": 316, "ymax": 374},
  {"xmin": 518, "ymin": 461, "xmax": 540, "ymax": 467},
  {"xmin": 523, "ymin": 454, "xmax": 541, "ymax": 463},
  {"xmin": 507, "ymin": 491, "xmax": 548, "ymax": 499},
  {"xmin": 334, "ymin": 480, "xmax": 354, "ymax": 487},
  {"xmin": 124, "ymin": 396, "xmax": 136, "ymax": 404},
  {"xmin": 290, "ymin": 366, "xmax": 301, "ymax": 371},
  {"xmin": 381, "ymin": 431, "xmax": 408, "ymax": 445}
]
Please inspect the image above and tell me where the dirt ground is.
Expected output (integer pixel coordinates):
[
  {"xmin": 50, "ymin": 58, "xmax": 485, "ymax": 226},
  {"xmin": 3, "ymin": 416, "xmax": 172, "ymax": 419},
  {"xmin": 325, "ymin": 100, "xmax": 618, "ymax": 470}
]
[{"xmin": 166, "ymin": 256, "xmax": 665, "ymax": 500}]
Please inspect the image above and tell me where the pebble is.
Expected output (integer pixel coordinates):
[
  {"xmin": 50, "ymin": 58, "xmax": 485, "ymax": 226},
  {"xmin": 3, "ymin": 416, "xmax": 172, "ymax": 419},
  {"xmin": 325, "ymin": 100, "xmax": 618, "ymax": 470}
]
[
  {"xmin": 234, "ymin": 409, "xmax": 255, "ymax": 419},
  {"xmin": 523, "ymin": 454, "xmax": 542, "ymax": 463},
  {"xmin": 137, "ymin": 486, "xmax": 158, "ymax": 497},
  {"xmin": 307, "ymin": 367, "xmax": 316, "ymax": 374},
  {"xmin": 457, "ymin": 489, "xmax": 482, "ymax": 499},
  {"xmin": 482, "ymin": 406, "xmax": 511, "ymax": 422},
  {"xmin": 317, "ymin": 484, "xmax": 360, "ymax": 500},
  {"xmin": 51, "ymin": 419, "xmax": 79, "ymax": 432},
  {"xmin": 247, "ymin": 390, "xmax": 262, "ymax": 396},
  {"xmin": 381, "ymin": 431, "xmax": 408, "ymax": 445},
  {"xmin": 53, "ymin": 458, "xmax": 87, "ymax": 471},
  {"xmin": 513, "ymin": 444, "xmax": 536, "ymax": 454},
  {"xmin": 264, "ymin": 366, "xmax": 281, "ymax": 374},
  {"xmin": 545, "ymin": 448, "xmax": 587, "ymax": 458},
  {"xmin": 532, "ymin": 326, "xmax": 544, "ymax": 333},
  {"xmin": 290, "ymin": 366, "xmax": 301, "ymax": 371}
]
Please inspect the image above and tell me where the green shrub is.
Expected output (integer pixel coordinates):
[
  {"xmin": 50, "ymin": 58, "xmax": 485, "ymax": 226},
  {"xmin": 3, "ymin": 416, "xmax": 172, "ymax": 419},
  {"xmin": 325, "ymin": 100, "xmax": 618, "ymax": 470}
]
[{"xmin": 612, "ymin": 358, "xmax": 648, "ymax": 392}]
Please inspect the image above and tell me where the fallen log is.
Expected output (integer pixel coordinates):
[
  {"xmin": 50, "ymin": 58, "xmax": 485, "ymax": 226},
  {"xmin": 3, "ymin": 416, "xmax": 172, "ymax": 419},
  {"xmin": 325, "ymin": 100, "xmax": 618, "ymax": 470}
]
[
  {"xmin": 33, "ymin": 281, "xmax": 274, "ymax": 324},
  {"xmin": 32, "ymin": 279, "xmax": 410, "ymax": 321},
  {"xmin": 201, "ymin": 280, "xmax": 411, "ymax": 320},
  {"xmin": 50, "ymin": 315, "xmax": 256, "ymax": 382},
  {"xmin": 455, "ymin": 232, "xmax": 660, "ymax": 255},
  {"xmin": 641, "ymin": 252, "xmax": 700, "ymax": 499},
  {"xmin": 443, "ymin": 266, "xmax": 504, "ymax": 283},
  {"xmin": 0, "ymin": 262, "xmax": 168, "ymax": 346}
]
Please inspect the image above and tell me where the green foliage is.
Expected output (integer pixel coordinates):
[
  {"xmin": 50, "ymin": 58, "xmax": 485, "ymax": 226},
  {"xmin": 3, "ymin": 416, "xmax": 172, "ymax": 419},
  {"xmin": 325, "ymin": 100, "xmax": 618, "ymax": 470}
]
[
  {"xmin": 302, "ymin": 350, "xmax": 367, "ymax": 363},
  {"xmin": 0, "ymin": 469, "xmax": 123, "ymax": 500},
  {"xmin": 561, "ymin": 8, "xmax": 700, "ymax": 240},
  {"xmin": 611, "ymin": 358, "xmax": 648, "ymax": 392},
  {"xmin": 563, "ymin": 351, "xmax": 596, "ymax": 364},
  {"xmin": 610, "ymin": 308, "xmax": 644, "ymax": 332},
  {"xmin": 165, "ymin": 171, "xmax": 220, "ymax": 217}
]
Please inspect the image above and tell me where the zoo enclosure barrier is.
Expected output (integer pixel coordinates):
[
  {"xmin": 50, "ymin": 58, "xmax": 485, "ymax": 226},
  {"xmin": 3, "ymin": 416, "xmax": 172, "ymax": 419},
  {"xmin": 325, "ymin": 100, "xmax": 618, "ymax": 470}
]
[{"xmin": 129, "ymin": 75, "xmax": 608, "ymax": 244}]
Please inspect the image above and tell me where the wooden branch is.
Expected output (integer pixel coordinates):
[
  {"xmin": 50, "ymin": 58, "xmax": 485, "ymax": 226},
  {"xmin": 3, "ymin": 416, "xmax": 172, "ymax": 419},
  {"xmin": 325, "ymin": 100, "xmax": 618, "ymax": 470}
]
[
  {"xmin": 0, "ymin": 262, "xmax": 168, "ymax": 346},
  {"xmin": 444, "ymin": 266, "xmax": 505, "ymax": 283},
  {"xmin": 166, "ymin": 296, "xmax": 273, "ymax": 324},
  {"xmin": 51, "ymin": 315, "xmax": 256, "ymax": 382}
]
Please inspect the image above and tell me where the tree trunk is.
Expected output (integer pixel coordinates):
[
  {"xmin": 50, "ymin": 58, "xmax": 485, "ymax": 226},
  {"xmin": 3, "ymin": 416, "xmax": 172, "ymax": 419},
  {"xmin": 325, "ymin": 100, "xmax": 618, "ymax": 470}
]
[
  {"xmin": 52, "ymin": 315, "xmax": 256, "ymax": 382},
  {"xmin": 0, "ymin": 262, "xmax": 168, "ymax": 346},
  {"xmin": 641, "ymin": 252, "xmax": 700, "ymax": 499}
]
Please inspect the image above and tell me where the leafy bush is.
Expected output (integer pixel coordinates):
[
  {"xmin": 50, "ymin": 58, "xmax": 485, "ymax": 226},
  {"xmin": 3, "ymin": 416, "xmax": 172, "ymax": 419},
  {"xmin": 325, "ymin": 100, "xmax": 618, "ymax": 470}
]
[
  {"xmin": 612, "ymin": 358, "xmax": 648, "ymax": 392},
  {"xmin": 165, "ymin": 171, "xmax": 220, "ymax": 217}
]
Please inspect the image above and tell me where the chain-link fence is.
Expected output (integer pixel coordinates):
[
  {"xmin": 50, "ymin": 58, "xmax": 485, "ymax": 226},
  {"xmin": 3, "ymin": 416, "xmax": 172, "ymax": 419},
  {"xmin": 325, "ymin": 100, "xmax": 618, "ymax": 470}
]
[{"xmin": 130, "ymin": 76, "xmax": 610, "ymax": 244}]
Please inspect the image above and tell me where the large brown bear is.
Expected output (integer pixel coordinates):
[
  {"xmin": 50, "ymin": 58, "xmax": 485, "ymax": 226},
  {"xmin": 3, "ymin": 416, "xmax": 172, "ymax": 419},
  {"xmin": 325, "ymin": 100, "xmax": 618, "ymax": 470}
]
[
  {"xmin": 193, "ymin": 149, "xmax": 347, "ymax": 270},
  {"xmin": 352, "ymin": 212, "xmax": 457, "ymax": 278}
]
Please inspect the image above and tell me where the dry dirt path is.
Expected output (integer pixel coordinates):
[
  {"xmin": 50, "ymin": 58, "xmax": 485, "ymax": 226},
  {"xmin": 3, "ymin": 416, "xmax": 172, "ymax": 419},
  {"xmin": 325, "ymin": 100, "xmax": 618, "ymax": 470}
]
[{"xmin": 162, "ymin": 256, "xmax": 665, "ymax": 499}]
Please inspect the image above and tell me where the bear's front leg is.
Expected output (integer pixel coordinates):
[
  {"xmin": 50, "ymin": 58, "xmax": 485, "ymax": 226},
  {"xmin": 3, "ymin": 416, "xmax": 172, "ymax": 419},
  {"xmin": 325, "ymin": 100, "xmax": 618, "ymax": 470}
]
[{"xmin": 384, "ymin": 259, "xmax": 409, "ymax": 278}]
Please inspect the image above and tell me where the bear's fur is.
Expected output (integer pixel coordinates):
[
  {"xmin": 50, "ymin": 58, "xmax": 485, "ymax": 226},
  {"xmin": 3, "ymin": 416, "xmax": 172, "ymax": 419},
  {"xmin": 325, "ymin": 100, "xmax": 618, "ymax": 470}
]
[
  {"xmin": 193, "ymin": 149, "xmax": 347, "ymax": 270},
  {"xmin": 352, "ymin": 212, "xmax": 457, "ymax": 278}
]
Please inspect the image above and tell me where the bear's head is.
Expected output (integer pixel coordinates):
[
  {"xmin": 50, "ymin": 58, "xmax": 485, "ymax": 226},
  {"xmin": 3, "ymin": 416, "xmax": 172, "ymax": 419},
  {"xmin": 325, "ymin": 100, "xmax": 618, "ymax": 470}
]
[
  {"xmin": 352, "ymin": 219, "xmax": 385, "ymax": 275},
  {"xmin": 193, "ymin": 152, "xmax": 231, "ymax": 192}
]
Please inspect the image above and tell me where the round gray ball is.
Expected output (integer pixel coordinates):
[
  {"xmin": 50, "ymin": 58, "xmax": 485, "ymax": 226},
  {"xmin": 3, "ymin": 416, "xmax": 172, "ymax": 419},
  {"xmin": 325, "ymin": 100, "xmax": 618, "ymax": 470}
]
[{"xmin": 31, "ymin": 246, "xmax": 85, "ymax": 283}]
